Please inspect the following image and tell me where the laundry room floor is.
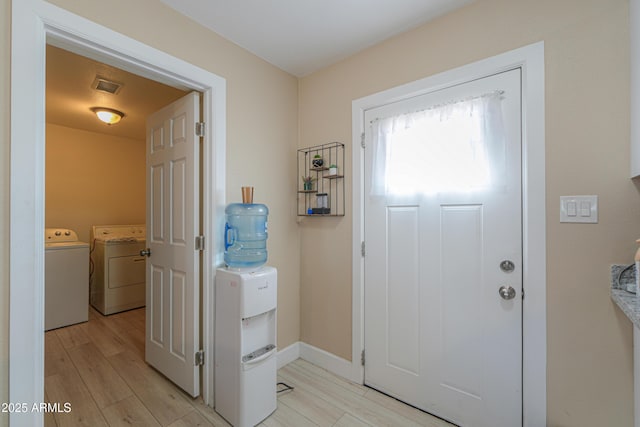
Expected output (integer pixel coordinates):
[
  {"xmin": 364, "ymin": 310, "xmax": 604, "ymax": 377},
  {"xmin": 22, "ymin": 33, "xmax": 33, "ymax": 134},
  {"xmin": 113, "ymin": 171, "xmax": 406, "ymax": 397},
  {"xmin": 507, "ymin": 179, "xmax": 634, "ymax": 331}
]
[{"xmin": 44, "ymin": 307, "xmax": 454, "ymax": 427}]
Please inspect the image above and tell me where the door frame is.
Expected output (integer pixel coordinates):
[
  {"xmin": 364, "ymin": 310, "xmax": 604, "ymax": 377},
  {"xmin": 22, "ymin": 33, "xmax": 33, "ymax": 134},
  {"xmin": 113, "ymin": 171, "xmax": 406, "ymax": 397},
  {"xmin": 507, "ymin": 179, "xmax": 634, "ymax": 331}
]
[
  {"xmin": 10, "ymin": 1, "xmax": 226, "ymax": 425},
  {"xmin": 351, "ymin": 42, "xmax": 546, "ymax": 426}
]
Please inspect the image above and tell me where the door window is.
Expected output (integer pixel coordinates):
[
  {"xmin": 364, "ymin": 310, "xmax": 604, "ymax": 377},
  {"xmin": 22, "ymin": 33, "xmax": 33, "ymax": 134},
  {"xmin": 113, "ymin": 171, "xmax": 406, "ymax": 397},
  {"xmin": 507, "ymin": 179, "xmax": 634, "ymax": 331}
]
[{"xmin": 370, "ymin": 91, "xmax": 506, "ymax": 196}]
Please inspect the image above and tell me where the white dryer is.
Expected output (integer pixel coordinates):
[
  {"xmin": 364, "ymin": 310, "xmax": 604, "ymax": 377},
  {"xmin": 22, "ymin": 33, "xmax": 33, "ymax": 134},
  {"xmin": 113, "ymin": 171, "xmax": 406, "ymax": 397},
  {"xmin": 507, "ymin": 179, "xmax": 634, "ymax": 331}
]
[
  {"xmin": 90, "ymin": 224, "xmax": 146, "ymax": 315},
  {"xmin": 45, "ymin": 228, "xmax": 89, "ymax": 331}
]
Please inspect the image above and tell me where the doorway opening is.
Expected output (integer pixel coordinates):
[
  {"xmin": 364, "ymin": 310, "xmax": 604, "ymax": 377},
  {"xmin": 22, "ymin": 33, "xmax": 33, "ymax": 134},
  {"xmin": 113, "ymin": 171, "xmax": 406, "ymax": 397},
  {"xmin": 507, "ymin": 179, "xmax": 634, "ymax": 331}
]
[
  {"xmin": 10, "ymin": 4, "xmax": 226, "ymax": 423},
  {"xmin": 44, "ymin": 44, "xmax": 200, "ymax": 417}
]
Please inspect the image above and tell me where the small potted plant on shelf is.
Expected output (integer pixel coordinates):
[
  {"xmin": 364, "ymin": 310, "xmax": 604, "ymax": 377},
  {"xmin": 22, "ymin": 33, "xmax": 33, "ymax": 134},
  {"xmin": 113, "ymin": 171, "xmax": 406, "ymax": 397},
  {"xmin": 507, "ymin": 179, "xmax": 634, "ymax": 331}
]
[
  {"xmin": 328, "ymin": 164, "xmax": 338, "ymax": 176},
  {"xmin": 301, "ymin": 175, "xmax": 315, "ymax": 191},
  {"xmin": 312, "ymin": 154, "xmax": 324, "ymax": 168}
]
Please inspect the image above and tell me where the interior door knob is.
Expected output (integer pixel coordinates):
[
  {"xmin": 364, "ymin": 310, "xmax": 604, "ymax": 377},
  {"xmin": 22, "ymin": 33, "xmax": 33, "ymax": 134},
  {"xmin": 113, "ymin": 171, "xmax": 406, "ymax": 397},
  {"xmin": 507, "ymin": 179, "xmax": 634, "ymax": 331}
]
[
  {"xmin": 140, "ymin": 248, "xmax": 151, "ymax": 257},
  {"xmin": 498, "ymin": 285, "xmax": 516, "ymax": 300}
]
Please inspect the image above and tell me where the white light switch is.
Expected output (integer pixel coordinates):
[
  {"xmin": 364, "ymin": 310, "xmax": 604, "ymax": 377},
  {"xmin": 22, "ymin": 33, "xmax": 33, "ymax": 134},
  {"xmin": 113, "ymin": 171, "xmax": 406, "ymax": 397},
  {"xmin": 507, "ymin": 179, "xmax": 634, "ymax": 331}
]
[
  {"xmin": 560, "ymin": 195, "xmax": 598, "ymax": 223},
  {"xmin": 580, "ymin": 201, "xmax": 591, "ymax": 217}
]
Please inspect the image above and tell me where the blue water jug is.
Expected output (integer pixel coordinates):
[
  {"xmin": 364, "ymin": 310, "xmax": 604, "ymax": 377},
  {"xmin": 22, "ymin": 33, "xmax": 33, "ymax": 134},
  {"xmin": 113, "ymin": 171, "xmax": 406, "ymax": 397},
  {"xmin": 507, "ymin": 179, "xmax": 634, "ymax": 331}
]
[{"xmin": 224, "ymin": 203, "xmax": 268, "ymax": 269}]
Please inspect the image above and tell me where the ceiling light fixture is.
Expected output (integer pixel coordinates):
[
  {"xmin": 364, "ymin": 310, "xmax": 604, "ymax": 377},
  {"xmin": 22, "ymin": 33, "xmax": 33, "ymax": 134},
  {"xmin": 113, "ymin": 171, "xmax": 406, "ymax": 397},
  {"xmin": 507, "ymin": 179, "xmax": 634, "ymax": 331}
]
[{"xmin": 91, "ymin": 107, "xmax": 124, "ymax": 125}]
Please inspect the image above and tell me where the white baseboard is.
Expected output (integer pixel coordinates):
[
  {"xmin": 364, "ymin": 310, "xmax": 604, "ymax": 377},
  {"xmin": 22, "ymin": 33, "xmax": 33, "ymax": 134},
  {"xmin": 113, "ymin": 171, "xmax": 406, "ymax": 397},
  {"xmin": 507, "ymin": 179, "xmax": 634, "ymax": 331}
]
[
  {"xmin": 277, "ymin": 342, "xmax": 300, "ymax": 369},
  {"xmin": 298, "ymin": 342, "xmax": 358, "ymax": 382},
  {"xmin": 277, "ymin": 341, "xmax": 360, "ymax": 383}
]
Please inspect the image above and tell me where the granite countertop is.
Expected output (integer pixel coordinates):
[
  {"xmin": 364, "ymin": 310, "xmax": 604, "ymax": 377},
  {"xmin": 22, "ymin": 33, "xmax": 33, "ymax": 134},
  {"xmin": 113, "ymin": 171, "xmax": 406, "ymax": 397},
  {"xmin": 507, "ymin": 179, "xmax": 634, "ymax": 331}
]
[{"xmin": 611, "ymin": 264, "xmax": 640, "ymax": 328}]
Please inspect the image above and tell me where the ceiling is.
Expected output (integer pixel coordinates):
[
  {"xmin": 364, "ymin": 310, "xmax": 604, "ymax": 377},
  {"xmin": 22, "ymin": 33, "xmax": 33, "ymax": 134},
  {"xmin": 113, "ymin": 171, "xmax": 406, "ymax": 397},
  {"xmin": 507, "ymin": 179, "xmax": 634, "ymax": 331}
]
[
  {"xmin": 46, "ymin": 45, "xmax": 188, "ymax": 140},
  {"xmin": 159, "ymin": 0, "xmax": 473, "ymax": 77}
]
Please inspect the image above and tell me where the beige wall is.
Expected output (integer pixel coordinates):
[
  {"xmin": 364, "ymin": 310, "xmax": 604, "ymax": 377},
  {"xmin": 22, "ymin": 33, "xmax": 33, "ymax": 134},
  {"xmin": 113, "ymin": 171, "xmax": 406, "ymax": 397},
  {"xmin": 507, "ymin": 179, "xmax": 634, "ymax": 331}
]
[
  {"xmin": 45, "ymin": 124, "xmax": 146, "ymax": 242},
  {"xmin": 299, "ymin": 0, "xmax": 637, "ymax": 425},
  {"xmin": 1, "ymin": 2, "xmax": 299, "ymax": 425},
  {"xmin": 0, "ymin": 0, "xmax": 9, "ymax": 425}
]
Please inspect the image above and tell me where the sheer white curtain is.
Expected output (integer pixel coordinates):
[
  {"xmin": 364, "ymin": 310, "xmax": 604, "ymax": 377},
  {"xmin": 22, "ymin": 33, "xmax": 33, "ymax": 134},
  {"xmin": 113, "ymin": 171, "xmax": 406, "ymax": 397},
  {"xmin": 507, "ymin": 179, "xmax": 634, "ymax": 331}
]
[{"xmin": 370, "ymin": 91, "xmax": 506, "ymax": 196}]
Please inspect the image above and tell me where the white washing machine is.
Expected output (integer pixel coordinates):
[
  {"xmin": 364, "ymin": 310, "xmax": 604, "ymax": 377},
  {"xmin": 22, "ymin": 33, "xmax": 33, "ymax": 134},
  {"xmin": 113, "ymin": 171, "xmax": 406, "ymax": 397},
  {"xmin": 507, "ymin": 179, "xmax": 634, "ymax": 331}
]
[
  {"xmin": 45, "ymin": 228, "xmax": 89, "ymax": 331},
  {"xmin": 90, "ymin": 224, "xmax": 146, "ymax": 315}
]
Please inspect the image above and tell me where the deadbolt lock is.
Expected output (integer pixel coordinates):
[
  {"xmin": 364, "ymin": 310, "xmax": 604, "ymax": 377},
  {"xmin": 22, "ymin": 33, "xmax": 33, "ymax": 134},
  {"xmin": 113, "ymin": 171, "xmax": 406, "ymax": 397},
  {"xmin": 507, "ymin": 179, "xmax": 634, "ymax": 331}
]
[{"xmin": 500, "ymin": 260, "xmax": 515, "ymax": 273}]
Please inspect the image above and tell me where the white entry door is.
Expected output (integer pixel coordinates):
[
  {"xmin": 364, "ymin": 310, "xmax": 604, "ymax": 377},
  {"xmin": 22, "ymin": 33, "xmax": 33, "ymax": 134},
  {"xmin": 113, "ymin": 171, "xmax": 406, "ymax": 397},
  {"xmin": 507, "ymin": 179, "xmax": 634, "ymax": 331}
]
[
  {"xmin": 145, "ymin": 91, "xmax": 201, "ymax": 397},
  {"xmin": 363, "ymin": 69, "xmax": 522, "ymax": 427}
]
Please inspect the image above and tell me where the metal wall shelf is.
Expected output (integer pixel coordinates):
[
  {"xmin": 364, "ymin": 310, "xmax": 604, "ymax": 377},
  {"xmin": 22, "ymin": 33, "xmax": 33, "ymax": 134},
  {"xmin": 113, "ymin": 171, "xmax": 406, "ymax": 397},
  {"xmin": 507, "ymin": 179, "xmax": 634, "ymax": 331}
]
[{"xmin": 297, "ymin": 142, "xmax": 345, "ymax": 217}]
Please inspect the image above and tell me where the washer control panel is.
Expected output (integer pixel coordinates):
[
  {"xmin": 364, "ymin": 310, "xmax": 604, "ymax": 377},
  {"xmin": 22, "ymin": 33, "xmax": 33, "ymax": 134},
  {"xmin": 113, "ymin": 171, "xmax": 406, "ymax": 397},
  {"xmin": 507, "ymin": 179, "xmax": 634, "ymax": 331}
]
[{"xmin": 45, "ymin": 228, "xmax": 79, "ymax": 243}]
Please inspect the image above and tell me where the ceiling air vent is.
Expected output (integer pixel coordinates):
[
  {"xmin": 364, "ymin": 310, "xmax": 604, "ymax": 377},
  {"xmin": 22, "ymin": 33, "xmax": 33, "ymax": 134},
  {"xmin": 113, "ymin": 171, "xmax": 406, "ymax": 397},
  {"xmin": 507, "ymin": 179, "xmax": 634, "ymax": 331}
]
[{"xmin": 92, "ymin": 77, "xmax": 123, "ymax": 95}]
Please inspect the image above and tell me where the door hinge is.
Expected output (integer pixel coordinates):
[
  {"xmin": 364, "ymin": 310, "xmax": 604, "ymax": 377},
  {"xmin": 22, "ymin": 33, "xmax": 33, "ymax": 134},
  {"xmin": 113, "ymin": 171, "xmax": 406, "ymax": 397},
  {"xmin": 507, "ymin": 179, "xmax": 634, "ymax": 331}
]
[
  {"xmin": 195, "ymin": 235, "xmax": 205, "ymax": 251},
  {"xmin": 361, "ymin": 241, "xmax": 365, "ymax": 257},
  {"xmin": 361, "ymin": 132, "xmax": 366, "ymax": 148},
  {"xmin": 195, "ymin": 350, "xmax": 205, "ymax": 366},
  {"xmin": 361, "ymin": 349, "xmax": 365, "ymax": 366},
  {"xmin": 522, "ymin": 288, "xmax": 525, "ymax": 300},
  {"xmin": 195, "ymin": 122, "xmax": 205, "ymax": 137}
]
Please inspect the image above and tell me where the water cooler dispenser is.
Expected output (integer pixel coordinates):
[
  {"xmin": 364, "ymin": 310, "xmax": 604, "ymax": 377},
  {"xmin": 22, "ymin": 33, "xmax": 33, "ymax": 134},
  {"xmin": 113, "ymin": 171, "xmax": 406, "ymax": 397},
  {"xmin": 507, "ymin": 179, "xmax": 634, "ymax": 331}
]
[{"xmin": 215, "ymin": 266, "xmax": 277, "ymax": 427}]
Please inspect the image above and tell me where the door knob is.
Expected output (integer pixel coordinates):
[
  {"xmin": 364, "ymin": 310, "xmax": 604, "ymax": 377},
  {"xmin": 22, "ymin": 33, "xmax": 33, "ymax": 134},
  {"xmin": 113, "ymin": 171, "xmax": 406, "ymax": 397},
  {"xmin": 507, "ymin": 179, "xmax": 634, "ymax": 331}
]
[
  {"xmin": 140, "ymin": 248, "xmax": 151, "ymax": 257},
  {"xmin": 498, "ymin": 285, "xmax": 516, "ymax": 300}
]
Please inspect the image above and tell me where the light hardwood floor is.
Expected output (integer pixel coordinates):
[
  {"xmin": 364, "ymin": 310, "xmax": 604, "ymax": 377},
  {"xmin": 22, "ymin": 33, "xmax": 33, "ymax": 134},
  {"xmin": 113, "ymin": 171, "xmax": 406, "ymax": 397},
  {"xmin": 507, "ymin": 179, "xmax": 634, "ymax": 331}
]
[{"xmin": 44, "ymin": 307, "xmax": 454, "ymax": 427}]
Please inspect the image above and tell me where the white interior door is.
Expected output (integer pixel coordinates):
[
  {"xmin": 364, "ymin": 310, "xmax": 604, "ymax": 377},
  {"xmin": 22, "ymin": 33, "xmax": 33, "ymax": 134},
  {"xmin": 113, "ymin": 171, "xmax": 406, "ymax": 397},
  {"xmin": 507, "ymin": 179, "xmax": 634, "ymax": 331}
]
[
  {"xmin": 145, "ymin": 91, "xmax": 201, "ymax": 397},
  {"xmin": 363, "ymin": 69, "xmax": 522, "ymax": 427}
]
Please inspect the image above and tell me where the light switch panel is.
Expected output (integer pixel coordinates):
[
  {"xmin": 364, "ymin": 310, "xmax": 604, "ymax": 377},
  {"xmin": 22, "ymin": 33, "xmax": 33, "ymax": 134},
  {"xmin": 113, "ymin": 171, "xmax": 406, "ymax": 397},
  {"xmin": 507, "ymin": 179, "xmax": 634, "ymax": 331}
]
[{"xmin": 560, "ymin": 195, "xmax": 598, "ymax": 223}]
